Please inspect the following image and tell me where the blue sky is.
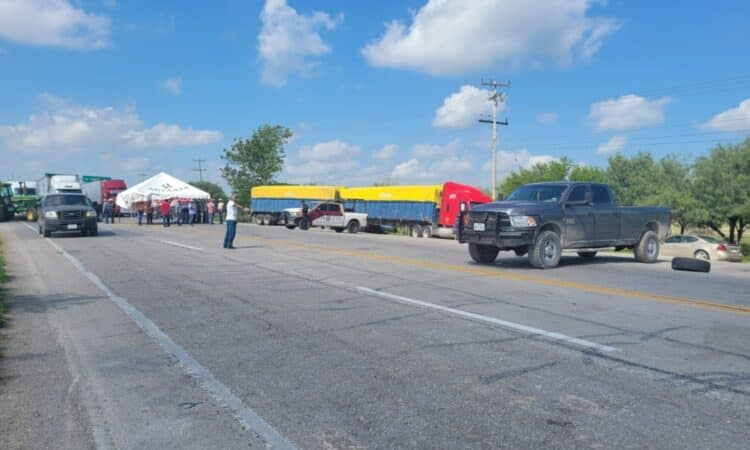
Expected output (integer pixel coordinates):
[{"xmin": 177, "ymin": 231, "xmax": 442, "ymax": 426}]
[{"xmin": 1, "ymin": 0, "xmax": 749, "ymax": 190}]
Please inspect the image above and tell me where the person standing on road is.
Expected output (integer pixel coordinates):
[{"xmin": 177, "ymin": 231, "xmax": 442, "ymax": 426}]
[
  {"xmin": 217, "ymin": 199, "xmax": 225, "ymax": 224},
  {"xmin": 188, "ymin": 200, "xmax": 197, "ymax": 225},
  {"xmin": 207, "ymin": 199, "xmax": 215, "ymax": 224},
  {"xmin": 137, "ymin": 202, "xmax": 145, "ymax": 226},
  {"xmin": 181, "ymin": 200, "xmax": 189, "ymax": 226},
  {"xmin": 102, "ymin": 198, "xmax": 113, "ymax": 224},
  {"xmin": 161, "ymin": 199, "xmax": 171, "ymax": 227},
  {"xmin": 223, "ymin": 194, "xmax": 239, "ymax": 249}
]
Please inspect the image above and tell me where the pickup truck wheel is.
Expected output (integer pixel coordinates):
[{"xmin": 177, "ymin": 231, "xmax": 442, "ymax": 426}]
[
  {"xmin": 347, "ymin": 220, "xmax": 360, "ymax": 233},
  {"xmin": 410, "ymin": 224, "xmax": 422, "ymax": 238},
  {"xmin": 577, "ymin": 251, "xmax": 597, "ymax": 258},
  {"xmin": 469, "ymin": 243, "xmax": 499, "ymax": 263},
  {"xmin": 634, "ymin": 230, "xmax": 659, "ymax": 263},
  {"xmin": 529, "ymin": 230, "xmax": 561, "ymax": 269},
  {"xmin": 334, "ymin": 227, "xmax": 344, "ymax": 233},
  {"xmin": 299, "ymin": 217, "xmax": 311, "ymax": 230}
]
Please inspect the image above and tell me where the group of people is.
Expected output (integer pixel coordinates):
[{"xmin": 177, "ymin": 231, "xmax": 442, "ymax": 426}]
[
  {"xmin": 125, "ymin": 194, "xmax": 241, "ymax": 249},
  {"xmin": 131, "ymin": 198, "xmax": 227, "ymax": 227}
]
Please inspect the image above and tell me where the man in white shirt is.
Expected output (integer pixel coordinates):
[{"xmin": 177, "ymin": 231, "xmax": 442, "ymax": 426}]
[{"xmin": 223, "ymin": 194, "xmax": 239, "ymax": 249}]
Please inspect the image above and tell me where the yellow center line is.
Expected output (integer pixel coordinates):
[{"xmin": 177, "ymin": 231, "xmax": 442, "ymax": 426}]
[{"xmin": 145, "ymin": 223, "xmax": 750, "ymax": 316}]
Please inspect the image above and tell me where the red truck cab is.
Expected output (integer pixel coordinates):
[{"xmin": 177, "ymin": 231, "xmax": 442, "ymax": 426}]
[{"xmin": 439, "ymin": 181, "xmax": 492, "ymax": 228}]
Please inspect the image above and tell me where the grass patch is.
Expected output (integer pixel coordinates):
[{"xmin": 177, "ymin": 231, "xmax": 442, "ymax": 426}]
[{"xmin": 0, "ymin": 236, "xmax": 5, "ymax": 327}]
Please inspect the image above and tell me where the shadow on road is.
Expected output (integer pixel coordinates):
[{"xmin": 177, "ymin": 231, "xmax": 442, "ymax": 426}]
[{"xmin": 482, "ymin": 254, "xmax": 638, "ymax": 269}]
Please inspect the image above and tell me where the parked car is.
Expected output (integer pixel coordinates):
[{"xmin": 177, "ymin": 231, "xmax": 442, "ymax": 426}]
[
  {"xmin": 661, "ymin": 234, "xmax": 743, "ymax": 262},
  {"xmin": 37, "ymin": 193, "xmax": 98, "ymax": 237}
]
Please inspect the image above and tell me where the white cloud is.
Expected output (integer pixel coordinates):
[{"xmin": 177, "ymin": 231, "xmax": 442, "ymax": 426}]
[
  {"xmin": 596, "ymin": 135, "xmax": 627, "ymax": 155},
  {"xmin": 362, "ymin": 0, "xmax": 619, "ymax": 75},
  {"xmin": 699, "ymin": 98, "xmax": 750, "ymax": 132},
  {"xmin": 537, "ymin": 112, "xmax": 558, "ymax": 125},
  {"xmin": 298, "ymin": 139, "xmax": 360, "ymax": 161},
  {"xmin": 391, "ymin": 156, "xmax": 472, "ymax": 182},
  {"xmin": 0, "ymin": 0, "xmax": 110, "ymax": 50},
  {"xmin": 589, "ymin": 94, "xmax": 671, "ymax": 132},
  {"xmin": 121, "ymin": 156, "xmax": 150, "ymax": 172},
  {"xmin": 411, "ymin": 139, "xmax": 462, "ymax": 159},
  {"xmin": 257, "ymin": 0, "xmax": 341, "ymax": 87},
  {"xmin": 374, "ymin": 144, "xmax": 398, "ymax": 160},
  {"xmin": 483, "ymin": 149, "xmax": 558, "ymax": 177},
  {"xmin": 433, "ymin": 85, "xmax": 497, "ymax": 129},
  {"xmin": 160, "ymin": 77, "xmax": 182, "ymax": 95},
  {"xmin": 0, "ymin": 94, "xmax": 222, "ymax": 154}
]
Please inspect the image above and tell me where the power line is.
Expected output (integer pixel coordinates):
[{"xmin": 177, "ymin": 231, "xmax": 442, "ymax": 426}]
[{"xmin": 193, "ymin": 159, "xmax": 207, "ymax": 182}]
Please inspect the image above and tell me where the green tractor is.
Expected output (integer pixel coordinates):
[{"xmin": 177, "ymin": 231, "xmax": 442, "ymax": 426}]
[
  {"xmin": 0, "ymin": 182, "xmax": 12, "ymax": 222},
  {"xmin": 9, "ymin": 181, "xmax": 40, "ymax": 221}
]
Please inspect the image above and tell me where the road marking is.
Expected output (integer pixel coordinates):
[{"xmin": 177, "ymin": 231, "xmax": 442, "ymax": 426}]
[
  {"xmin": 160, "ymin": 240, "xmax": 202, "ymax": 251},
  {"xmin": 356, "ymin": 287, "xmax": 619, "ymax": 353},
  {"xmin": 22, "ymin": 223, "xmax": 298, "ymax": 450}
]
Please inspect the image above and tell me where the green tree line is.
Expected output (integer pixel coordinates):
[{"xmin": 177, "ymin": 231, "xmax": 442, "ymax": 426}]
[{"xmin": 499, "ymin": 137, "xmax": 750, "ymax": 243}]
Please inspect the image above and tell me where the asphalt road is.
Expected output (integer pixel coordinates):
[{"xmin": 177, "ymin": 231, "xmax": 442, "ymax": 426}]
[{"xmin": 1, "ymin": 220, "xmax": 749, "ymax": 449}]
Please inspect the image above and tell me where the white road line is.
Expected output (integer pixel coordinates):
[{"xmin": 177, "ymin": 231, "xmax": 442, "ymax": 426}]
[
  {"xmin": 160, "ymin": 240, "xmax": 202, "ymax": 251},
  {"xmin": 22, "ymin": 223, "xmax": 298, "ymax": 450},
  {"xmin": 356, "ymin": 286, "xmax": 619, "ymax": 353}
]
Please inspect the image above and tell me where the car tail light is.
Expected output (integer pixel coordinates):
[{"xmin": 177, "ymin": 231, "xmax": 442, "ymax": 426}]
[{"xmin": 717, "ymin": 244, "xmax": 727, "ymax": 252}]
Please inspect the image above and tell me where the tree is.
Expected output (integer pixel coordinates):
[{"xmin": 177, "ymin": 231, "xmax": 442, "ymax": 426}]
[
  {"xmin": 650, "ymin": 155, "xmax": 699, "ymax": 234},
  {"xmin": 569, "ymin": 165, "xmax": 607, "ymax": 183},
  {"xmin": 498, "ymin": 157, "xmax": 574, "ymax": 196},
  {"xmin": 693, "ymin": 138, "xmax": 750, "ymax": 243},
  {"xmin": 189, "ymin": 181, "xmax": 227, "ymax": 201},
  {"xmin": 605, "ymin": 152, "xmax": 660, "ymax": 206},
  {"xmin": 221, "ymin": 124, "xmax": 292, "ymax": 205}
]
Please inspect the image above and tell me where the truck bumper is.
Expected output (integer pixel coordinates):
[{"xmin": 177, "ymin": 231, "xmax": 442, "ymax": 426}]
[
  {"xmin": 44, "ymin": 218, "xmax": 97, "ymax": 233},
  {"xmin": 459, "ymin": 229, "xmax": 535, "ymax": 249}
]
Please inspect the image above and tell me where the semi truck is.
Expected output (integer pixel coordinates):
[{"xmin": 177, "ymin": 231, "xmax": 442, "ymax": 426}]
[
  {"xmin": 250, "ymin": 185, "xmax": 340, "ymax": 225},
  {"xmin": 38, "ymin": 173, "xmax": 82, "ymax": 195},
  {"xmin": 82, "ymin": 179, "xmax": 127, "ymax": 217},
  {"xmin": 339, "ymin": 181, "xmax": 492, "ymax": 238}
]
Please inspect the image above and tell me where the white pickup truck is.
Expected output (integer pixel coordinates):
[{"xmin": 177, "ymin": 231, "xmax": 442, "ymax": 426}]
[{"xmin": 283, "ymin": 201, "xmax": 368, "ymax": 233}]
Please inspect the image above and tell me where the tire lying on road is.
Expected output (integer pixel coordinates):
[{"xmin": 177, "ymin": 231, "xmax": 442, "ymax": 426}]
[{"xmin": 671, "ymin": 257, "xmax": 710, "ymax": 273}]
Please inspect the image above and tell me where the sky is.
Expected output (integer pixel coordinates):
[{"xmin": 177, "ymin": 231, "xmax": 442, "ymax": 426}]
[{"xmin": 1, "ymin": 0, "xmax": 749, "ymax": 191}]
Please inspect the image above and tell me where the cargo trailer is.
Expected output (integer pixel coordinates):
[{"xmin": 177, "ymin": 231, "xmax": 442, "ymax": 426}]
[{"xmin": 250, "ymin": 185, "xmax": 341, "ymax": 225}]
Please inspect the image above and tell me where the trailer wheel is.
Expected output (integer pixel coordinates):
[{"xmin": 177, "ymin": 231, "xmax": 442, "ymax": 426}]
[
  {"xmin": 263, "ymin": 214, "xmax": 272, "ymax": 225},
  {"xmin": 252, "ymin": 214, "xmax": 262, "ymax": 225},
  {"xmin": 26, "ymin": 209, "xmax": 37, "ymax": 221},
  {"xmin": 347, "ymin": 220, "xmax": 360, "ymax": 234},
  {"xmin": 469, "ymin": 243, "xmax": 499, "ymax": 263},
  {"xmin": 410, "ymin": 224, "xmax": 422, "ymax": 238},
  {"xmin": 672, "ymin": 257, "xmax": 710, "ymax": 273},
  {"xmin": 421, "ymin": 225, "xmax": 432, "ymax": 238}
]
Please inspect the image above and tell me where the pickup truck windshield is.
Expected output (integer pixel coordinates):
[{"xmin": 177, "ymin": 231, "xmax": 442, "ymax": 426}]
[
  {"xmin": 506, "ymin": 185, "xmax": 567, "ymax": 202},
  {"xmin": 44, "ymin": 195, "xmax": 91, "ymax": 207}
]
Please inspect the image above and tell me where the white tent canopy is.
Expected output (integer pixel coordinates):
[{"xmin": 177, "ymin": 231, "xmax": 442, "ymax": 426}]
[{"xmin": 116, "ymin": 172, "xmax": 210, "ymax": 208}]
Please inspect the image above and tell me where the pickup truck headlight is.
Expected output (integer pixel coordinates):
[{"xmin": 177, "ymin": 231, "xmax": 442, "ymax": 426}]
[
  {"xmin": 85, "ymin": 210, "xmax": 97, "ymax": 218},
  {"xmin": 44, "ymin": 211, "xmax": 58, "ymax": 219},
  {"xmin": 510, "ymin": 215, "xmax": 538, "ymax": 228}
]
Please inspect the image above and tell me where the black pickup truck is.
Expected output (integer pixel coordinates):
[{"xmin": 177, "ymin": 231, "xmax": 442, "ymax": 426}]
[{"xmin": 457, "ymin": 182, "xmax": 671, "ymax": 268}]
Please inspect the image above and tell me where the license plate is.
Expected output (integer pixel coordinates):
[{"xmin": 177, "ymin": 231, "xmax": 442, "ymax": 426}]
[
  {"xmin": 473, "ymin": 223, "xmax": 485, "ymax": 231},
  {"xmin": 67, "ymin": 224, "xmax": 78, "ymax": 230}
]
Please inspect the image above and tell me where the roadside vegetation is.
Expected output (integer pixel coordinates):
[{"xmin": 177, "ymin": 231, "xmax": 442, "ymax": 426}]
[
  {"xmin": 499, "ymin": 137, "xmax": 750, "ymax": 251},
  {"xmin": 0, "ymin": 236, "xmax": 5, "ymax": 328}
]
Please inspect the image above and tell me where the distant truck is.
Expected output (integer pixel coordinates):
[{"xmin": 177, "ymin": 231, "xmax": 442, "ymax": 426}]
[
  {"xmin": 37, "ymin": 173, "xmax": 82, "ymax": 195},
  {"xmin": 457, "ymin": 182, "xmax": 671, "ymax": 269},
  {"xmin": 283, "ymin": 201, "xmax": 368, "ymax": 233},
  {"xmin": 250, "ymin": 185, "xmax": 340, "ymax": 225},
  {"xmin": 82, "ymin": 179, "xmax": 127, "ymax": 217},
  {"xmin": 339, "ymin": 182, "xmax": 492, "ymax": 238}
]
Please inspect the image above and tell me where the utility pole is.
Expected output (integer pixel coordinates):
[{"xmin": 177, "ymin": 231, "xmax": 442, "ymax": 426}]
[
  {"xmin": 479, "ymin": 79, "xmax": 510, "ymax": 201},
  {"xmin": 193, "ymin": 159, "xmax": 207, "ymax": 182}
]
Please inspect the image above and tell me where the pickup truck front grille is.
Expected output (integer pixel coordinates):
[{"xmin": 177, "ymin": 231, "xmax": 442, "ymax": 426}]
[
  {"xmin": 468, "ymin": 212, "xmax": 509, "ymax": 232},
  {"xmin": 61, "ymin": 210, "xmax": 84, "ymax": 219}
]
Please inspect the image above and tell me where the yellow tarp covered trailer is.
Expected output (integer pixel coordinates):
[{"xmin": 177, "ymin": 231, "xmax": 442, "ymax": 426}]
[{"xmin": 338, "ymin": 185, "xmax": 442, "ymax": 203}]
